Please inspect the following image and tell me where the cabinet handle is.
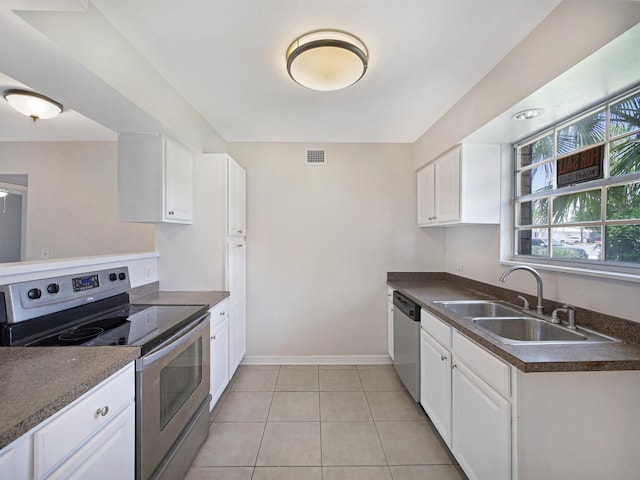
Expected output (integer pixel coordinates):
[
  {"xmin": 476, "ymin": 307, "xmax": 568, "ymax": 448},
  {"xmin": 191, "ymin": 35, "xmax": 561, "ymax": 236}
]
[
  {"xmin": 237, "ymin": 244, "xmax": 244, "ymax": 248},
  {"xmin": 237, "ymin": 230, "xmax": 243, "ymax": 234},
  {"xmin": 168, "ymin": 210, "xmax": 175, "ymax": 216},
  {"xmin": 211, "ymin": 335, "xmax": 217, "ymax": 340},
  {"xmin": 220, "ymin": 311, "xmax": 225, "ymax": 316},
  {"xmin": 451, "ymin": 364, "xmax": 457, "ymax": 370},
  {"xmin": 440, "ymin": 355, "xmax": 447, "ymax": 362},
  {"xmin": 95, "ymin": 406, "xmax": 109, "ymax": 417}
]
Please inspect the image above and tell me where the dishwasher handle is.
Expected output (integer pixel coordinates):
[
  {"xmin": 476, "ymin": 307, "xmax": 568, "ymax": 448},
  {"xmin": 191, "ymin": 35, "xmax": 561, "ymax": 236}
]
[{"xmin": 393, "ymin": 292, "xmax": 420, "ymax": 321}]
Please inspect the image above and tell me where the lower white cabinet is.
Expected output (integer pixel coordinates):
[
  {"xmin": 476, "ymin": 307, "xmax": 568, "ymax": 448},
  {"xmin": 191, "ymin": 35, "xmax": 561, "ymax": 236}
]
[
  {"xmin": 46, "ymin": 403, "xmax": 134, "ymax": 480},
  {"xmin": 209, "ymin": 299, "xmax": 230, "ymax": 411},
  {"xmin": 420, "ymin": 329, "xmax": 451, "ymax": 445},
  {"xmin": 0, "ymin": 362, "xmax": 135, "ymax": 480},
  {"xmin": 420, "ymin": 309, "xmax": 511, "ymax": 480},
  {"xmin": 452, "ymin": 359, "xmax": 511, "ymax": 480},
  {"xmin": 419, "ymin": 306, "xmax": 640, "ymax": 480}
]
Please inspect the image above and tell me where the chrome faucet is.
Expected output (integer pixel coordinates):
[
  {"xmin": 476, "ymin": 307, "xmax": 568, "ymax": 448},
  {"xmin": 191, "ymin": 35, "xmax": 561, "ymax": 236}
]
[
  {"xmin": 552, "ymin": 304, "xmax": 576, "ymax": 329},
  {"xmin": 499, "ymin": 265, "xmax": 545, "ymax": 314}
]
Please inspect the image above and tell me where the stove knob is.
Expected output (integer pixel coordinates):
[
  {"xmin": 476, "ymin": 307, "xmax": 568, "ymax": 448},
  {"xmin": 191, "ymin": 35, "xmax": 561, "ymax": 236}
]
[
  {"xmin": 46, "ymin": 283, "xmax": 60, "ymax": 294},
  {"xmin": 27, "ymin": 288, "xmax": 42, "ymax": 300},
  {"xmin": 118, "ymin": 272, "xmax": 127, "ymax": 281},
  {"xmin": 109, "ymin": 273, "xmax": 117, "ymax": 282}
]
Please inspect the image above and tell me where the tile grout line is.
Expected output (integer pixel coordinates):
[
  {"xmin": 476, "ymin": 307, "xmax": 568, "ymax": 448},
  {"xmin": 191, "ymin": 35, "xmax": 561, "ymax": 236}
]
[
  {"xmin": 360, "ymin": 368, "xmax": 393, "ymax": 476},
  {"xmin": 250, "ymin": 365, "xmax": 280, "ymax": 478}
]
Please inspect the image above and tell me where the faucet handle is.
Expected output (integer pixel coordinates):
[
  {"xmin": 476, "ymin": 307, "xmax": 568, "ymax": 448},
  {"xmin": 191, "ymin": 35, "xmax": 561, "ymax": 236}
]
[{"xmin": 517, "ymin": 295, "xmax": 531, "ymax": 311}]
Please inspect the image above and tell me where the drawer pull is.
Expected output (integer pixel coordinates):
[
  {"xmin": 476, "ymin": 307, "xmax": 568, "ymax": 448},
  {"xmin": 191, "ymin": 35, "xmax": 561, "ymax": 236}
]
[
  {"xmin": 95, "ymin": 406, "xmax": 109, "ymax": 417},
  {"xmin": 211, "ymin": 335, "xmax": 217, "ymax": 341},
  {"xmin": 451, "ymin": 364, "xmax": 458, "ymax": 370},
  {"xmin": 440, "ymin": 355, "xmax": 447, "ymax": 362},
  {"xmin": 220, "ymin": 311, "xmax": 225, "ymax": 316}
]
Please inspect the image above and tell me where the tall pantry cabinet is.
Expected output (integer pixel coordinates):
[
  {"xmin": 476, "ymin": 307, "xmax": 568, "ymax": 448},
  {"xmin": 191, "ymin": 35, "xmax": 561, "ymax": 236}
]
[
  {"xmin": 153, "ymin": 153, "xmax": 247, "ymax": 380},
  {"xmin": 225, "ymin": 157, "xmax": 247, "ymax": 375}
]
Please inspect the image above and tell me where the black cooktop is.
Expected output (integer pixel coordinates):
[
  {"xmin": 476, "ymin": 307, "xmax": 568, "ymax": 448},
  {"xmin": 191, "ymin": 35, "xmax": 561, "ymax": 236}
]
[{"xmin": 1, "ymin": 294, "xmax": 208, "ymax": 354}]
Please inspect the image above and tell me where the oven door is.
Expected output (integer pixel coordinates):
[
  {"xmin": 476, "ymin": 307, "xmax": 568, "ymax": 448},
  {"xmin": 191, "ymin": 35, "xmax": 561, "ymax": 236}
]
[{"xmin": 136, "ymin": 313, "xmax": 210, "ymax": 480}]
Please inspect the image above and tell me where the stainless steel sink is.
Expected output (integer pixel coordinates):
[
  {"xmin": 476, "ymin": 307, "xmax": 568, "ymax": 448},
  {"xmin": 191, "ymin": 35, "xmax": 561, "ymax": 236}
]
[
  {"xmin": 472, "ymin": 317, "xmax": 585, "ymax": 343},
  {"xmin": 434, "ymin": 300, "xmax": 523, "ymax": 318},
  {"xmin": 433, "ymin": 299, "xmax": 620, "ymax": 345}
]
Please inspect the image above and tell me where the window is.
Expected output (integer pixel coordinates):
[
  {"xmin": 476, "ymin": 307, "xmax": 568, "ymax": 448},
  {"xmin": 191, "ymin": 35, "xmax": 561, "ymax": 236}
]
[{"xmin": 513, "ymin": 86, "xmax": 640, "ymax": 270}]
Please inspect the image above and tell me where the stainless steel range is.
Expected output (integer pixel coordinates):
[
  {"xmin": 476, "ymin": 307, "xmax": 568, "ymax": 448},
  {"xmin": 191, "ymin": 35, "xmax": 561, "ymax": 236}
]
[{"xmin": 0, "ymin": 267, "xmax": 211, "ymax": 480}]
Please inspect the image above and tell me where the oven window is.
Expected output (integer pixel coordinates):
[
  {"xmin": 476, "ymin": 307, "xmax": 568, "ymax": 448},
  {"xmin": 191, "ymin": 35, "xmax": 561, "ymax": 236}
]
[{"xmin": 159, "ymin": 337, "xmax": 203, "ymax": 430}]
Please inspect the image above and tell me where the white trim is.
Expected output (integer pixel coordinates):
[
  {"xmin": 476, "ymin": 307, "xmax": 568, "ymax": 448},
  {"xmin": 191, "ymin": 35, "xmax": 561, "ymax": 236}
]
[
  {"xmin": 0, "ymin": 252, "xmax": 158, "ymax": 276},
  {"xmin": 242, "ymin": 355, "xmax": 392, "ymax": 366},
  {"xmin": 500, "ymin": 259, "xmax": 640, "ymax": 283}
]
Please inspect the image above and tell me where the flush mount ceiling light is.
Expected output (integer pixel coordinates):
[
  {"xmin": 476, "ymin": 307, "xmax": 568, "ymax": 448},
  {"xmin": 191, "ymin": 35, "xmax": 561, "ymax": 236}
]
[
  {"xmin": 3, "ymin": 89, "xmax": 63, "ymax": 121},
  {"xmin": 511, "ymin": 108, "xmax": 545, "ymax": 121},
  {"xmin": 286, "ymin": 30, "xmax": 368, "ymax": 91}
]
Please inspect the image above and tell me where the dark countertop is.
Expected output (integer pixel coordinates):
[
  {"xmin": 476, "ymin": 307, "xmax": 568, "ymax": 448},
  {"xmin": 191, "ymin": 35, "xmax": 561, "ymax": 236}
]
[
  {"xmin": 388, "ymin": 273, "xmax": 640, "ymax": 373},
  {"xmin": 0, "ymin": 346, "xmax": 139, "ymax": 449},
  {"xmin": 131, "ymin": 290, "xmax": 230, "ymax": 309}
]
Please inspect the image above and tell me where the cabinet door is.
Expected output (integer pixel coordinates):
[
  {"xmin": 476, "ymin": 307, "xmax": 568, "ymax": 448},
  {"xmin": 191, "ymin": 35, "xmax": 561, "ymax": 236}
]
[
  {"xmin": 47, "ymin": 403, "xmax": 135, "ymax": 480},
  {"xmin": 210, "ymin": 318, "xmax": 230, "ymax": 410},
  {"xmin": 420, "ymin": 329, "xmax": 452, "ymax": 446},
  {"xmin": 417, "ymin": 162, "xmax": 435, "ymax": 225},
  {"xmin": 229, "ymin": 299, "xmax": 246, "ymax": 378},
  {"xmin": 452, "ymin": 360, "xmax": 510, "ymax": 480},
  {"xmin": 387, "ymin": 300, "xmax": 394, "ymax": 360},
  {"xmin": 227, "ymin": 239, "xmax": 247, "ymax": 309},
  {"xmin": 227, "ymin": 157, "xmax": 246, "ymax": 236},
  {"xmin": 164, "ymin": 137, "xmax": 193, "ymax": 223},
  {"xmin": 434, "ymin": 148, "xmax": 460, "ymax": 223}
]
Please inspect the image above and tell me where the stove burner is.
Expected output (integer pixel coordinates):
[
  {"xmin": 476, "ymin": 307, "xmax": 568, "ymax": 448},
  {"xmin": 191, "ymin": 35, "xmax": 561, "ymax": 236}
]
[
  {"xmin": 58, "ymin": 327, "xmax": 104, "ymax": 343},
  {"xmin": 94, "ymin": 330, "xmax": 129, "ymax": 346}
]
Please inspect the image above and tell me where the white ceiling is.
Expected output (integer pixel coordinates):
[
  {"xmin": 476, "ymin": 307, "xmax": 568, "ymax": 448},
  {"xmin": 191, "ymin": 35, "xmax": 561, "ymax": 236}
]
[
  {"xmin": 0, "ymin": 0, "xmax": 566, "ymax": 144},
  {"xmin": 1, "ymin": 1, "xmax": 638, "ymax": 146}
]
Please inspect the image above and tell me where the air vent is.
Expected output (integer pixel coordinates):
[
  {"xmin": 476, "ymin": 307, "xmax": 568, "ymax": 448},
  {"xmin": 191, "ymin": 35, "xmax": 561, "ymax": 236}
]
[{"xmin": 305, "ymin": 148, "xmax": 327, "ymax": 165}]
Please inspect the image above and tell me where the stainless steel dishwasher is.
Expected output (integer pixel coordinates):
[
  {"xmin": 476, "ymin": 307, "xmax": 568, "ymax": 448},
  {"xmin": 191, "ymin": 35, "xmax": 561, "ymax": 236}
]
[{"xmin": 392, "ymin": 291, "xmax": 421, "ymax": 402}]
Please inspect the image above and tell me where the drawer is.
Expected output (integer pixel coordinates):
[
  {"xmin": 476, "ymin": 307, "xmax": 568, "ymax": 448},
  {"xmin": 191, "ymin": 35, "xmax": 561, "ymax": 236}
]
[
  {"xmin": 453, "ymin": 331, "xmax": 510, "ymax": 398},
  {"xmin": 209, "ymin": 298, "xmax": 229, "ymax": 330},
  {"xmin": 33, "ymin": 363, "xmax": 134, "ymax": 478},
  {"xmin": 421, "ymin": 309, "xmax": 452, "ymax": 349}
]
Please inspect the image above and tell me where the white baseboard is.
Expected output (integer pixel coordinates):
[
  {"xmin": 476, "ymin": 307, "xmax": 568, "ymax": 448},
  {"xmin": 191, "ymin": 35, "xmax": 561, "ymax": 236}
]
[{"xmin": 242, "ymin": 355, "xmax": 392, "ymax": 366}]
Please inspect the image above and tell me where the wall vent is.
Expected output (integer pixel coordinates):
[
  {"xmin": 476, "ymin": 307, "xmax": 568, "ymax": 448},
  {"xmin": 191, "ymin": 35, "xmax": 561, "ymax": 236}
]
[{"xmin": 305, "ymin": 148, "xmax": 327, "ymax": 165}]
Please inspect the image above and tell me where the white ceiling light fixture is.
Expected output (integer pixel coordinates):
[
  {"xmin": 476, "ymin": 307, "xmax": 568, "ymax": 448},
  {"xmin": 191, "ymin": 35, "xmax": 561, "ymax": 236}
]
[
  {"xmin": 3, "ymin": 89, "xmax": 63, "ymax": 122},
  {"xmin": 511, "ymin": 108, "xmax": 545, "ymax": 121},
  {"xmin": 286, "ymin": 30, "xmax": 368, "ymax": 91}
]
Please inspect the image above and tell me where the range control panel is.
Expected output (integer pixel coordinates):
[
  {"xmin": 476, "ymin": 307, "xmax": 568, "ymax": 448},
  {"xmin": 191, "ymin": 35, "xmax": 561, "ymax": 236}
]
[{"xmin": 1, "ymin": 267, "xmax": 130, "ymax": 324}]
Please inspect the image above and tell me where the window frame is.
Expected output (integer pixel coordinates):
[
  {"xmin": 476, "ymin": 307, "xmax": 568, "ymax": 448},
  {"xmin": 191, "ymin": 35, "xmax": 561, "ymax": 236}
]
[{"xmin": 509, "ymin": 85, "xmax": 640, "ymax": 279}]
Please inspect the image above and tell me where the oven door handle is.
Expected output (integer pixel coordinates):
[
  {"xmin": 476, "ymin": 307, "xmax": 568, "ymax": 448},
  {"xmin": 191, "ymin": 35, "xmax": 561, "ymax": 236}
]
[{"xmin": 137, "ymin": 313, "xmax": 210, "ymax": 370}]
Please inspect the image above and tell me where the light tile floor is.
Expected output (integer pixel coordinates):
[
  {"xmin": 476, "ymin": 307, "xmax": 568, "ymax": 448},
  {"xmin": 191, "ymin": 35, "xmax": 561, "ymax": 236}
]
[{"xmin": 186, "ymin": 365, "xmax": 466, "ymax": 480}]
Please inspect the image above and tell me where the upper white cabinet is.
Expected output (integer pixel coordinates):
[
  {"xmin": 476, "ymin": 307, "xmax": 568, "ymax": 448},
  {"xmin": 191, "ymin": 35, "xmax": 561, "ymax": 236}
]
[
  {"xmin": 417, "ymin": 144, "xmax": 501, "ymax": 226},
  {"xmin": 227, "ymin": 158, "xmax": 246, "ymax": 236},
  {"xmin": 118, "ymin": 133, "xmax": 193, "ymax": 224}
]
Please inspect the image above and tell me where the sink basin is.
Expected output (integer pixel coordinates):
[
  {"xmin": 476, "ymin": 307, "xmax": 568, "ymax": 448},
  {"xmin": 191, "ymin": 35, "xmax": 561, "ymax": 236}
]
[
  {"xmin": 434, "ymin": 300, "xmax": 523, "ymax": 318},
  {"xmin": 433, "ymin": 299, "xmax": 620, "ymax": 345},
  {"xmin": 472, "ymin": 317, "xmax": 587, "ymax": 343}
]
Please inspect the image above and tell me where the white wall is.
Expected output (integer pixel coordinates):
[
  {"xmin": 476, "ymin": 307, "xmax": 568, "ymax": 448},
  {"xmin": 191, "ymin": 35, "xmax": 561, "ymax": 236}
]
[
  {"xmin": 0, "ymin": 141, "xmax": 155, "ymax": 262},
  {"xmin": 413, "ymin": 0, "xmax": 640, "ymax": 167},
  {"xmin": 227, "ymin": 143, "xmax": 444, "ymax": 357}
]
